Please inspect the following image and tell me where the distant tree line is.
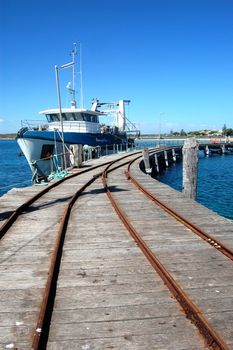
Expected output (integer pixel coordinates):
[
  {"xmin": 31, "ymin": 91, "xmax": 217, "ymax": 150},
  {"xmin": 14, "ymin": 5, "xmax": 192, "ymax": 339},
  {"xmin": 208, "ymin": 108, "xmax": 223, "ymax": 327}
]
[
  {"xmin": 0, "ymin": 134, "xmax": 16, "ymax": 139},
  {"xmin": 222, "ymin": 124, "xmax": 233, "ymax": 136},
  {"xmin": 169, "ymin": 124, "xmax": 233, "ymax": 137},
  {"xmin": 169, "ymin": 129, "xmax": 219, "ymax": 137}
]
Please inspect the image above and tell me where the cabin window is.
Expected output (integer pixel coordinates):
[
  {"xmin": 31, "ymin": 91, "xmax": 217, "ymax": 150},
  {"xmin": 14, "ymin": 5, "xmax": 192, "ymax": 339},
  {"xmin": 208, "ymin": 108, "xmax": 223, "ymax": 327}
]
[
  {"xmin": 40, "ymin": 144, "xmax": 54, "ymax": 159},
  {"xmin": 46, "ymin": 112, "xmax": 98, "ymax": 122},
  {"xmin": 91, "ymin": 114, "xmax": 98, "ymax": 123},
  {"xmin": 81, "ymin": 113, "xmax": 98, "ymax": 123},
  {"xmin": 91, "ymin": 115, "xmax": 98, "ymax": 122},
  {"xmin": 68, "ymin": 113, "xmax": 76, "ymax": 121},
  {"xmin": 81, "ymin": 113, "xmax": 89, "ymax": 122},
  {"xmin": 46, "ymin": 114, "xmax": 59, "ymax": 122},
  {"xmin": 61, "ymin": 113, "xmax": 84, "ymax": 121},
  {"xmin": 71, "ymin": 113, "xmax": 83, "ymax": 121}
]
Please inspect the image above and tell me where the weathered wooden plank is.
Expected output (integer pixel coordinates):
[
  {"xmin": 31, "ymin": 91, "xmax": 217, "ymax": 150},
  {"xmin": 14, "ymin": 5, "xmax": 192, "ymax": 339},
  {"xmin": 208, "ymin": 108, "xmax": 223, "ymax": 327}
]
[
  {"xmin": 47, "ymin": 337, "xmax": 209, "ymax": 350},
  {"xmin": 48, "ymin": 317, "xmax": 206, "ymax": 348},
  {"xmin": 47, "ymin": 179, "xmax": 207, "ymax": 349},
  {"xmin": 1, "ymin": 151, "xmax": 233, "ymax": 349}
]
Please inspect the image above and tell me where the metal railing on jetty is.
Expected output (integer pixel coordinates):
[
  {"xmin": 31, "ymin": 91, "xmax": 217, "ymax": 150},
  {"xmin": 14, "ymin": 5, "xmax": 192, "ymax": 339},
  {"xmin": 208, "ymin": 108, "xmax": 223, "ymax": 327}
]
[
  {"xmin": 31, "ymin": 138, "xmax": 233, "ymax": 184},
  {"xmin": 31, "ymin": 142, "xmax": 142, "ymax": 184}
]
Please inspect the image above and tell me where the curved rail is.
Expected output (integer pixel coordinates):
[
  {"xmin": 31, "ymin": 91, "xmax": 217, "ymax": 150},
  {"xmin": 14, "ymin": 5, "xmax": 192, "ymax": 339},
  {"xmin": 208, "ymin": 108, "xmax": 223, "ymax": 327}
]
[
  {"xmin": 102, "ymin": 160, "xmax": 229, "ymax": 350},
  {"xmin": 0, "ymin": 162, "xmax": 106, "ymax": 239},
  {"xmin": 1, "ymin": 146, "xmax": 173, "ymax": 241},
  {"xmin": 4, "ymin": 146, "xmax": 226, "ymax": 349},
  {"xmin": 30, "ymin": 151, "xmax": 149, "ymax": 349},
  {"xmin": 125, "ymin": 155, "xmax": 233, "ymax": 262},
  {"xmin": 31, "ymin": 174, "xmax": 100, "ymax": 349},
  {"xmin": 0, "ymin": 149, "xmax": 148, "ymax": 240}
]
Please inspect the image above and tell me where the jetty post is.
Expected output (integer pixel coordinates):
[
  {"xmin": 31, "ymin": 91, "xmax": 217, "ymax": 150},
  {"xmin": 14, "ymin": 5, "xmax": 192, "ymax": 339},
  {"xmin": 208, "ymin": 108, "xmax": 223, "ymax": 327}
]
[
  {"xmin": 205, "ymin": 145, "xmax": 210, "ymax": 156},
  {"xmin": 70, "ymin": 144, "xmax": 83, "ymax": 167},
  {"xmin": 172, "ymin": 148, "xmax": 176, "ymax": 162},
  {"xmin": 164, "ymin": 150, "xmax": 169, "ymax": 167},
  {"xmin": 142, "ymin": 148, "xmax": 152, "ymax": 174},
  {"xmin": 154, "ymin": 154, "xmax": 159, "ymax": 173},
  {"xmin": 182, "ymin": 137, "xmax": 198, "ymax": 199}
]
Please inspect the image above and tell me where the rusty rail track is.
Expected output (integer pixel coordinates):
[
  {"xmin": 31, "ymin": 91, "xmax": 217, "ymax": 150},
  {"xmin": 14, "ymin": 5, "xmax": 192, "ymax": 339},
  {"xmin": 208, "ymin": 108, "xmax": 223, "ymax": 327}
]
[
  {"xmin": 0, "ymin": 152, "xmax": 142, "ymax": 348},
  {"xmin": 0, "ymin": 163, "xmax": 117, "ymax": 240},
  {"xmin": 102, "ymin": 160, "xmax": 229, "ymax": 350},
  {"xmin": 31, "ymin": 173, "xmax": 100, "ymax": 349},
  {"xmin": 3, "ymin": 147, "xmax": 229, "ymax": 349},
  {"xmin": 28, "ymin": 152, "xmax": 147, "ymax": 349},
  {"xmin": 125, "ymin": 155, "xmax": 233, "ymax": 262},
  {"xmin": 0, "ymin": 145, "xmax": 171, "ymax": 241},
  {"xmin": 0, "ymin": 150, "xmax": 148, "ymax": 240}
]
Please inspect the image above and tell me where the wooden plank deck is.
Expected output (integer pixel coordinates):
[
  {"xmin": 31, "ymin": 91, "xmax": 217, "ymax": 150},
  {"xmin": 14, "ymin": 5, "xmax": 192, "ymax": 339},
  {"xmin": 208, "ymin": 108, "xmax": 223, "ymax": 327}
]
[
  {"xmin": 0, "ymin": 151, "xmax": 232, "ymax": 349},
  {"xmin": 47, "ymin": 178, "xmax": 207, "ymax": 350}
]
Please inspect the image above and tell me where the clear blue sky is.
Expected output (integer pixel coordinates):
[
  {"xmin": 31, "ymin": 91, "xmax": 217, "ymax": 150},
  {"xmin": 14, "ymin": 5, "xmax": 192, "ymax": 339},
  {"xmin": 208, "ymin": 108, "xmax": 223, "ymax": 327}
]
[{"xmin": 1, "ymin": 0, "xmax": 233, "ymax": 134}]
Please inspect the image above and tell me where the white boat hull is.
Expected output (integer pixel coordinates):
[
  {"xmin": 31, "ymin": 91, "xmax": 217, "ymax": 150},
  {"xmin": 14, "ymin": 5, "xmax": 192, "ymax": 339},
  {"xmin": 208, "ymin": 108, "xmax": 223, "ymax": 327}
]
[{"xmin": 17, "ymin": 138, "xmax": 69, "ymax": 178}]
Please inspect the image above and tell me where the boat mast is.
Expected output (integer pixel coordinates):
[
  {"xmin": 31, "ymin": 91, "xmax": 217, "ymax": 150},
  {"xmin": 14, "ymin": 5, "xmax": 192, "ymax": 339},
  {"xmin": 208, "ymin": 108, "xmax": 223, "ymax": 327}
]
[
  {"xmin": 55, "ymin": 65, "xmax": 67, "ymax": 169},
  {"xmin": 54, "ymin": 43, "xmax": 81, "ymax": 170},
  {"xmin": 61, "ymin": 43, "xmax": 77, "ymax": 108},
  {"xmin": 71, "ymin": 42, "xmax": 77, "ymax": 108},
  {"xmin": 62, "ymin": 43, "xmax": 83, "ymax": 109},
  {"xmin": 79, "ymin": 43, "xmax": 84, "ymax": 108}
]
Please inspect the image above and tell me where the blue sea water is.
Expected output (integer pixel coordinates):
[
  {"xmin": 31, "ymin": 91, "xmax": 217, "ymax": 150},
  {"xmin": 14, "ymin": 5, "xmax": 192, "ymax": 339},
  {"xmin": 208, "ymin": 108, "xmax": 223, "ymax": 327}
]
[
  {"xmin": 0, "ymin": 140, "xmax": 32, "ymax": 197},
  {"xmin": 0, "ymin": 139, "xmax": 233, "ymax": 221},
  {"xmin": 157, "ymin": 151, "xmax": 233, "ymax": 220},
  {"xmin": 135, "ymin": 139, "xmax": 233, "ymax": 220}
]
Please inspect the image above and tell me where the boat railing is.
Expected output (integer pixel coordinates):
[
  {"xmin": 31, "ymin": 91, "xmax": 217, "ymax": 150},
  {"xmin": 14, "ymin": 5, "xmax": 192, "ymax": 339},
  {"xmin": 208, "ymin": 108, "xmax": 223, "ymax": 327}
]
[
  {"xmin": 48, "ymin": 121, "xmax": 100, "ymax": 133},
  {"xmin": 21, "ymin": 120, "xmax": 49, "ymax": 131}
]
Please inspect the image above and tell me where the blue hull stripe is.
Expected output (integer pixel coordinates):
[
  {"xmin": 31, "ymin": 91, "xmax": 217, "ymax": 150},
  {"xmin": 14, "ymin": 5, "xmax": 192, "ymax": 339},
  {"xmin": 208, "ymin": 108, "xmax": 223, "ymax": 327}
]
[{"xmin": 18, "ymin": 130, "xmax": 126, "ymax": 146}]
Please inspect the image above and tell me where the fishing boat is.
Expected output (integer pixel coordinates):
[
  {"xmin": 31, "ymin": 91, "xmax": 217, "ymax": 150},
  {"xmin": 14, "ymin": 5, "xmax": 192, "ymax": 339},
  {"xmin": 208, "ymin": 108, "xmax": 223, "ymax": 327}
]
[{"xmin": 17, "ymin": 44, "xmax": 138, "ymax": 181}]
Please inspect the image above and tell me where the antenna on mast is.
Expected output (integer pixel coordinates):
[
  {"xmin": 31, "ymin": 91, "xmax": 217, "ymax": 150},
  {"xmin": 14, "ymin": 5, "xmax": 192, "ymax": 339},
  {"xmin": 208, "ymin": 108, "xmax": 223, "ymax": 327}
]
[
  {"xmin": 62, "ymin": 42, "xmax": 84, "ymax": 109},
  {"xmin": 79, "ymin": 43, "xmax": 84, "ymax": 109},
  {"xmin": 63, "ymin": 42, "xmax": 83, "ymax": 109},
  {"xmin": 70, "ymin": 42, "xmax": 77, "ymax": 108}
]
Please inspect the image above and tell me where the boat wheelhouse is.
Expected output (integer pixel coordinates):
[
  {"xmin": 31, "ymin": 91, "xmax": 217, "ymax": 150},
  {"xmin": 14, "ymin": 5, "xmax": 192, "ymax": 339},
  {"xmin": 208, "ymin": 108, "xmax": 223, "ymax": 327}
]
[{"xmin": 41, "ymin": 108, "xmax": 101, "ymax": 134}]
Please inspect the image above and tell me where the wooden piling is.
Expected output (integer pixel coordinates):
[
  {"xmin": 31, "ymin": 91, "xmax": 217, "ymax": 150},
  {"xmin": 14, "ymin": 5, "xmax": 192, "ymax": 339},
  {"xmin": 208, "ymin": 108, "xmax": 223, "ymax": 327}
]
[
  {"xmin": 164, "ymin": 150, "xmax": 169, "ymax": 167},
  {"xmin": 154, "ymin": 154, "xmax": 159, "ymax": 173},
  {"xmin": 70, "ymin": 144, "xmax": 83, "ymax": 167},
  {"xmin": 142, "ymin": 148, "xmax": 152, "ymax": 174},
  {"xmin": 205, "ymin": 145, "xmax": 209, "ymax": 156},
  {"xmin": 172, "ymin": 148, "xmax": 176, "ymax": 162},
  {"xmin": 182, "ymin": 138, "xmax": 198, "ymax": 199}
]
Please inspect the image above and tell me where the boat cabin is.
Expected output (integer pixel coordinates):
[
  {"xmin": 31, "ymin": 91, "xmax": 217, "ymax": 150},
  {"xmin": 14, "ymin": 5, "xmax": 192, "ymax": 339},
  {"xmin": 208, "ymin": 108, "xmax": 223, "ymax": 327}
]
[{"xmin": 39, "ymin": 108, "xmax": 101, "ymax": 133}]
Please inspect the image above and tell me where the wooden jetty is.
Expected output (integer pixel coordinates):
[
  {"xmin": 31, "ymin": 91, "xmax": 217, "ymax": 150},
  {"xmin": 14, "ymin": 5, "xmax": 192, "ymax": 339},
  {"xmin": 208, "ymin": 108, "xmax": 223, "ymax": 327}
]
[{"xmin": 0, "ymin": 149, "xmax": 233, "ymax": 350}]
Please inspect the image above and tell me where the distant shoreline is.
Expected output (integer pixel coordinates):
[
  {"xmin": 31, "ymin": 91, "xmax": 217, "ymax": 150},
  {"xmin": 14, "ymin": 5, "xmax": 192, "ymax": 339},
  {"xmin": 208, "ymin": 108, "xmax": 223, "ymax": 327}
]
[
  {"xmin": 0, "ymin": 134, "xmax": 16, "ymax": 140},
  {"xmin": 0, "ymin": 138, "xmax": 16, "ymax": 140}
]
